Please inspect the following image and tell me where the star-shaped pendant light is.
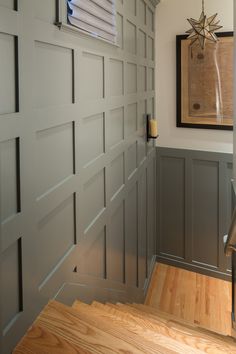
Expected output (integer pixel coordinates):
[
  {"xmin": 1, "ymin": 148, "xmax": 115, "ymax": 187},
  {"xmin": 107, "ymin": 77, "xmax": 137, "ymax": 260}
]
[{"xmin": 186, "ymin": 0, "xmax": 223, "ymax": 50}]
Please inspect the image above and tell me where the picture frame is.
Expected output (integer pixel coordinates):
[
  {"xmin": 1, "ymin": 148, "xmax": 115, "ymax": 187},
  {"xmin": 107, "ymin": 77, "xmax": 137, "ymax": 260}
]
[{"xmin": 176, "ymin": 32, "xmax": 234, "ymax": 130}]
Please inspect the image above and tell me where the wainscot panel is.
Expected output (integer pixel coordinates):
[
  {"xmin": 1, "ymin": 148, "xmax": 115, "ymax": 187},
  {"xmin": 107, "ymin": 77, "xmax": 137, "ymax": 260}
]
[{"xmin": 156, "ymin": 147, "xmax": 233, "ymax": 280}]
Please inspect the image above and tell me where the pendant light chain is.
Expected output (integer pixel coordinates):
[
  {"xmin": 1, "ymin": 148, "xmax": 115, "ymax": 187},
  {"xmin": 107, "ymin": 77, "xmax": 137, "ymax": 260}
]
[{"xmin": 202, "ymin": 0, "xmax": 205, "ymax": 12}]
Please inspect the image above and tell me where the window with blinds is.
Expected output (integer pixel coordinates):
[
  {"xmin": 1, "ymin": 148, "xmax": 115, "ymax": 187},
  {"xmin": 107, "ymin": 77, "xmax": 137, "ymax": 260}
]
[{"xmin": 67, "ymin": 0, "xmax": 117, "ymax": 44}]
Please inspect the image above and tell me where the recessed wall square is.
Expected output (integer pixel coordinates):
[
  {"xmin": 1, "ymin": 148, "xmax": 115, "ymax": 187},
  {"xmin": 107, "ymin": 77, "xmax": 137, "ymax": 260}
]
[
  {"xmin": 109, "ymin": 59, "xmax": 124, "ymax": 96},
  {"xmin": 138, "ymin": 0, "xmax": 146, "ymax": 25},
  {"xmin": 148, "ymin": 67, "xmax": 154, "ymax": 91},
  {"xmin": 138, "ymin": 30, "xmax": 146, "ymax": 58},
  {"xmin": 83, "ymin": 169, "xmax": 105, "ymax": 232},
  {"xmin": 147, "ymin": 7, "xmax": 154, "ymax": 31},
  {"xmin": 107, "ymin": 202, "xmax": 125, "ymax": 283},
  {"xmin": 80, "ymin": 113, "xmax": 105, "ymax": 167},
  {"xmin": 2, "ymin": 239, "xmax": 22, "ymax": 331},
  {"xmin": 0, "ymin": 33, "xmax": 16, "ymax": 114},
  {"xmin": 127, "ymin": 63, "xmax": 137, "ymax": 94},
  {"xmin": 0, "ymin": 138, "xmax": 19, "ymax": 223},
  {"xmin": 34, "ymin": 41, "xmax": 73, "ymax": 108},
  {"xmin": 126, "ymin": 0, "xmax": 136, "ymax": 16},
  {"xmin": 0, "ymin": 0, "xmax": 15, "ymax": 10},
  {"xmin": 36, "ymin": 122, "xmax": 74, "ymax": 198},
  {"xmin": 138, "ymin": 65, "xmax": 147, "ymax": 92},
  {"xmin": 116, "ymin": 13, "xmax": 124, "ymax": 49},
  {"xmin": 109, "ymin": 107, "xmax": 124, "ymax": 148},
  {"xmin": 126, "ymin": 21, "xmax": 137, "ymax": 54},
  {"xmin": 148, "ymin": 36, "xmax": 154, "ymax": 60},
  {"xmin": 127, "ymin": 141, "xmax": 138, "ymax": 179},
  {"xmin": 80, "ymin": 52, "xmax": 104, "ymax": 100},
  {"xmin": 34, "ymin": 0, "xmax": 55, "ymax": 23},
  {"xmin": 110, "ymin": 153, "xmax": 125, "ymax": 200},
  {"xmin": 126, "ymin": 103, "xmax": 137, "ymax": 135},
  {"xmin": 38, "ymin": 196, "xmax": 75, "ymax": 286}
]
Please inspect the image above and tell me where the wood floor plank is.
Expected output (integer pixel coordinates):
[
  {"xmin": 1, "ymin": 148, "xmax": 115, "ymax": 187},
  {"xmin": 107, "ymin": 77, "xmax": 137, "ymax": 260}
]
[{"xmin": 146, "ymin": 263, "xmax": 232, "ymax": 336}]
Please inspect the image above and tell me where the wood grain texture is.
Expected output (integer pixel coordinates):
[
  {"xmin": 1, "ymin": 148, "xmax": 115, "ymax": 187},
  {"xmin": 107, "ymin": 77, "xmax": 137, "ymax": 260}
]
[
  {"xmin": 91, "ymin": 302, "xmax": 236, "ymax": 354},
  {"xmin": 14, "ymin": 301, "xmax": 156, "ymax": 354},
  {"xmin": 145, "ymin": 263, "xmax": 232, "ymax": 336},
  {"xmin": 131, "ymin": 304, "xmax": 236, "ymax": 352},
  {"xmin": 13, "ymin": 264, "xmax": 235, "ymax": 354},
  {"xmin": 71, "ymin": 300, "xmax": 174, "ymax": 354},
  {"xmin": 14, "ymin": 324, "xmax": 89, "ymax": 354},
  {"xmin": 73, "ymin": 301, "xmax": 205, "ymax": 354}
]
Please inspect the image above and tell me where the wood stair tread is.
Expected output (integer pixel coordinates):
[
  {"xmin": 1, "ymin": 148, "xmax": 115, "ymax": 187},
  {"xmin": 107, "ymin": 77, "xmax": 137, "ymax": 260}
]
[
  {"xmin": 131, "ymin": 303, "xmax": 212, "ymax": 328},
  {"xmin": 127, "ymin": 302, "xmax": 235, "ymax": 339},
  {"xmin": 105, "ymin": 303, "xmax": 236, "ymax": 354},
  {"xmin": 131, "ymin": 303, "xmax": 236, "ymax": 342},
  {"xmin": 14, "ymin": 300, "xmax": 156, "ymax": 354},
  {"xmin": 91, "ymin": 302, "xmax": 219, "ymax": 354},
  {"xmin": 13, "ymin": 262, "xmax": 235, "ymax": 354},
  {"xmin": 14, "ymin": 299, "xmax": 236, "ymax": 354},
  {"xmin": 117, "ymin": 302, "xmax": 224, "ymax": 334},
  {"xmin": 91, "ymin": 302, "xmax": 233, "ymax": 354},
  {"xmin": 74, "ymin": 300, "xmax": 206, "ymax": 354},
  {"xmin": 72, "ymin": 300, "xmax": 179, "ymax": 354},
  {"xmin": 14, "ymin": 324, "xmax": 89, "ymax": 354}
]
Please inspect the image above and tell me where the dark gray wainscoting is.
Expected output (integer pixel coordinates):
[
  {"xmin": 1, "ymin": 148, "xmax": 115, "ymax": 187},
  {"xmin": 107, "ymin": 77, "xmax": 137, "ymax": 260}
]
[{"xmin": 156, "ymin": 147, "xmax": 233, "ymax": 280}]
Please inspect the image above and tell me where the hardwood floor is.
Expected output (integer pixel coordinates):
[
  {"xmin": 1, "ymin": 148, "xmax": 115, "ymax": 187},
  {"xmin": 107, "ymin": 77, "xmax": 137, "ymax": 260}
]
[{"xmin": 145, "ymin": 263, "xmax": 232, "ymax": 336}]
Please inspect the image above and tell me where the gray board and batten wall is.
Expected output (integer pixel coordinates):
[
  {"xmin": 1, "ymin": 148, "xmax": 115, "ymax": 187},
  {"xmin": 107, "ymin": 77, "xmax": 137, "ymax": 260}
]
[
  {"xmin": 156, "ymin": 147, "xmax": 233, "ymax": 280},
  {"xmin": 0, "ymin": 0, "xmax": 157, "ymax": 353},
  {"xmin": 0, "ymin": 0, "xmax": 231, "ymax": 352}
]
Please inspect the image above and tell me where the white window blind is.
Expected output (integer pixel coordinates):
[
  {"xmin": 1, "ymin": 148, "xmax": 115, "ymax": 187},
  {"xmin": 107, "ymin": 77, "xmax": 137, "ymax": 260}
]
[{"xmin": 67, "ymin": 0, "xmax": 117, "ymax": 44}]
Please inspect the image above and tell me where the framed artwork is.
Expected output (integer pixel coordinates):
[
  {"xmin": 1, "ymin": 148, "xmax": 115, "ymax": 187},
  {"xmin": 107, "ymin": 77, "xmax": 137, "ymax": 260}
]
[{"xmin": 176, "ymin": 32, "xmax": 233, "ymax": 130}]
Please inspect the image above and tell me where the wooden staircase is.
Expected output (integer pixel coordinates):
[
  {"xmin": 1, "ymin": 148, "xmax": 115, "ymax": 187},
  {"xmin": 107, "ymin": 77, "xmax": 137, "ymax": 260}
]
[{"xmin": 14, "ymin": 299, "xmax": 236, "ymax": 353}]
